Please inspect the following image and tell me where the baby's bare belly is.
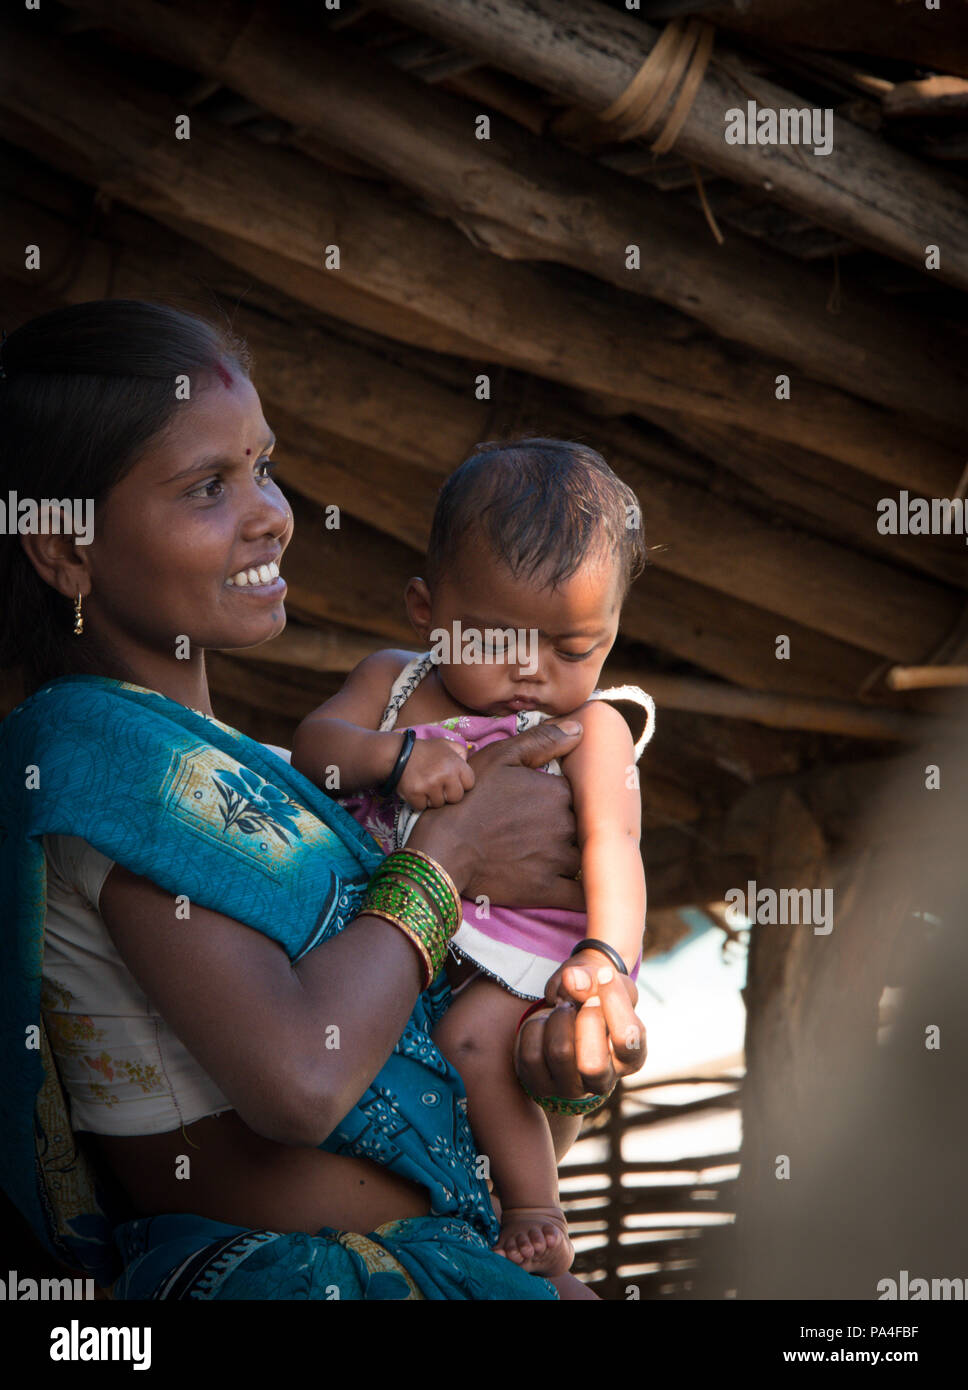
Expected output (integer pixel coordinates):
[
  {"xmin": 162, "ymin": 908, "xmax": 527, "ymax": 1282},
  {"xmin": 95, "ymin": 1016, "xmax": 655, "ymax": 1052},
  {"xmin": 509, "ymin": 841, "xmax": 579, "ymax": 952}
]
[{"xmin": 87, "ymin": 1110, "xmax": 431, "ymax": 1235}]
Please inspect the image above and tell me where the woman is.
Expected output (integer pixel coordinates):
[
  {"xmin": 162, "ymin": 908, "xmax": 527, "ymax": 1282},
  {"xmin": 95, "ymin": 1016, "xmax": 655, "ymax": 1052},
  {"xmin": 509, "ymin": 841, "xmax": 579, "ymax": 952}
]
[{"xmin": 0, "ymin": 301, "xmax": 646, "ymax": 1300}]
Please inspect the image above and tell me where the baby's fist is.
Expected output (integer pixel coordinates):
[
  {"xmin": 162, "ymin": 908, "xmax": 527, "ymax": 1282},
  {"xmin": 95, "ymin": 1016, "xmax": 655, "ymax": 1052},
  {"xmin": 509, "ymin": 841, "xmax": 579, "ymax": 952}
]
[
  {"xmin": 397, "ymin": 736, "xmax": 475, "ymax": 810},
  {"xmin": 544, "ymin": 948, "xmax": 615, "ymax": 1006}
]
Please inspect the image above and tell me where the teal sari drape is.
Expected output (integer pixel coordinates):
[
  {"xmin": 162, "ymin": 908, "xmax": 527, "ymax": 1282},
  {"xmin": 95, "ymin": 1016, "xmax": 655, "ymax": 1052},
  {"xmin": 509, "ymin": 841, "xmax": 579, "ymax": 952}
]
[{"xmin": 0, "ymin": 675, "xmax": 557, "ymax": 1300}]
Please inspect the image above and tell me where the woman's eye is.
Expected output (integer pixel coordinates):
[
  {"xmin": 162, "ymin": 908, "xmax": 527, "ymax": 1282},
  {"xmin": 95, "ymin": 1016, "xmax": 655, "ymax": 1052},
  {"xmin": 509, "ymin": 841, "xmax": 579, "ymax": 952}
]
[
  {"xmin": 187, "ymin": 456, "xmax": 277, "ymax": 500},
  {"xmin": 188, "ymin": 477, "xmax": 224, "ymax": 500}
]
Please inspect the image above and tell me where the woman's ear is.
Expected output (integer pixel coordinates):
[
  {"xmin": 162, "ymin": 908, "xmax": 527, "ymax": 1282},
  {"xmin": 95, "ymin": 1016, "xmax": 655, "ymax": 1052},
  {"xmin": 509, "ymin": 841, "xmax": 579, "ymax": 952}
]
[
  {"xmin": 19, "ymin": 528, "xmax": 91, "ymax": 600},
  {"xmin": 404, "ymin": 576, "xmax": 433, "ymax": 641}
]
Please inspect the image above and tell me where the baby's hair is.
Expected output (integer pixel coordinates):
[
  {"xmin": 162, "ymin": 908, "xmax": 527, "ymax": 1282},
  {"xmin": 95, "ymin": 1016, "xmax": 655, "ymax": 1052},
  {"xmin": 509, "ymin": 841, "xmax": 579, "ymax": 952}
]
[{"xmin": 426, "ymin": 437, "xmax": 647, "ymax": 599}]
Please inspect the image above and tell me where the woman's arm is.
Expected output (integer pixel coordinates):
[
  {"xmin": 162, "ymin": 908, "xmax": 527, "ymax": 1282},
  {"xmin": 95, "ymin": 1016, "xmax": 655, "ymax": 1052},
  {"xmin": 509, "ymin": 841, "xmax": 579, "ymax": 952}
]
[
  {"xmin": 98, "ymin": 868, "xmax": 428, "ymax": 1148},
  {"xmin": 97, "ymin": 720, "xmax": 588, "ymax": 1148}
]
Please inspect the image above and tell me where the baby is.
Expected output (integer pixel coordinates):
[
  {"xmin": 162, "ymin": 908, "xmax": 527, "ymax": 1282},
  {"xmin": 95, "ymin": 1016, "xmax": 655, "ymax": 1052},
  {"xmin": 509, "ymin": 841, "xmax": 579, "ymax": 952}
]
[{"xmin": 290, "ymin": 437, "xmax": 655, "ymax": 1276}]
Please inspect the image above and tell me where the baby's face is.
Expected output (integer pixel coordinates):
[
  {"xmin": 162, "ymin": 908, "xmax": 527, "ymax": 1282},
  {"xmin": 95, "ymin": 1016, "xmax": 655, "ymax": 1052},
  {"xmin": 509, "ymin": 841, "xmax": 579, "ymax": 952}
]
[{"xmin": 411, "ymin": 533, "xmax": 623, "ymax": 718}]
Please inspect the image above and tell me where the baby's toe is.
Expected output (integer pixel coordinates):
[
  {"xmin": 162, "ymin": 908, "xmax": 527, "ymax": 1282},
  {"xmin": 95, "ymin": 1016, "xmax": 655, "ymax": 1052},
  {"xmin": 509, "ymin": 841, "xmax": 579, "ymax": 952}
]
[
  {"xmin": 526, "ymin": 1225, "xmax": 548, "ymax": 1255},
  {"xmin": 517, "ymin": 1233, "xmax": 536, "ymax": 1260},
  {"xmin": 499, "ymin": 1234, "xmax": 528, "ymax": 1264}
]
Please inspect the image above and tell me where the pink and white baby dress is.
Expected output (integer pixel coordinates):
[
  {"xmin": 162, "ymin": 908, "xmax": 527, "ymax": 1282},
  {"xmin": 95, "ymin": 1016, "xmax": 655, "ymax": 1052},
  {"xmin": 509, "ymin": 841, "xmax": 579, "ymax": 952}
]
[{"xmin": 339, "ymin": 651, "xmax": 656, "ymax": 999}]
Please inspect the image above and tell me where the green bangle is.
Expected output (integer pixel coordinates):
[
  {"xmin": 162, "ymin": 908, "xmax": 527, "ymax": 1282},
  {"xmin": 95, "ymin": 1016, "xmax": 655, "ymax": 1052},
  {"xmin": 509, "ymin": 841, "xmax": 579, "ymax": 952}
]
[
  {"xmin": 362, "ymin": 847, "xmax": 463, "ymax": 984},
  {"xmin": 521, "ymin": 1085, "xmax": 616, "ymax": 1117},
  {"xmin": 386, "ymin": 849, "xmax": 462, "ymax": 934},
  {"xmin": 361, "ymin": 871, "xmax": 452, "ymax": 986}
]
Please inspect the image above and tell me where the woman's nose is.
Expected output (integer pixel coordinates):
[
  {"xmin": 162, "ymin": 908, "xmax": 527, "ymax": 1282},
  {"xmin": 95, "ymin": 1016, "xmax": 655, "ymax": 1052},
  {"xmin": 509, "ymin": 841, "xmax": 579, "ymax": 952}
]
[{"xmin": 242, "ymin": 481, "xmax": 291, "ymax": 539}]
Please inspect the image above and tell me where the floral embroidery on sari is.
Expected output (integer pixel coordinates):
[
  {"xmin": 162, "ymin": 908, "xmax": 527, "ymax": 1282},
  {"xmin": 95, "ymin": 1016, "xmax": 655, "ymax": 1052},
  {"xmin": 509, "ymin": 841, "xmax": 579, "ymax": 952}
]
[{"xmin": 212, "ymin": 766, "xmax": 303, "ymax": 846}]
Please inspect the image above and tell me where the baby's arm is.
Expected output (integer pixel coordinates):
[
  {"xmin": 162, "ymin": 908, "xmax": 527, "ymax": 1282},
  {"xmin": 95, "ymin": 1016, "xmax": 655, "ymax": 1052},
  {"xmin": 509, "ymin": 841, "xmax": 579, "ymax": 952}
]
[
  {"xmin": 290, "ymin": 650, "xmax": 416, "ymax": 793},
  {"xmin": 545, "ymin": 699, "xmax": 645, "ymax": 997},
  {"xmin": 290, "ymin": 650, "xmax": 473, "ymax": 807}
]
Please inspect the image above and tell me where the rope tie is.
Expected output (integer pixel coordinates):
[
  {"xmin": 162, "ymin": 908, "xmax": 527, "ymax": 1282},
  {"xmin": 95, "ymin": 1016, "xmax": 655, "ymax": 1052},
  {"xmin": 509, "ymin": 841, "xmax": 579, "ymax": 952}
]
[
  {"xmin": 549, "ymin": 19, "xmax": 721, "ymax": 241},
  {"xmin": 550, "ymin": 19, "xmax": 714, "ymax": 152}
]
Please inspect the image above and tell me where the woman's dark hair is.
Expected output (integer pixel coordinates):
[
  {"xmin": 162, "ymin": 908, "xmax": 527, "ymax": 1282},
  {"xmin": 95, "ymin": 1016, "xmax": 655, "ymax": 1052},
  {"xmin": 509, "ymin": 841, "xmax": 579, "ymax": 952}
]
[
  {"xmin": 0, "ymin": 299, "xmax": 250, "ymax": 697},
  {"xmin": 426, "ymin": 437, "xmax": 647, "ymax": 600}
]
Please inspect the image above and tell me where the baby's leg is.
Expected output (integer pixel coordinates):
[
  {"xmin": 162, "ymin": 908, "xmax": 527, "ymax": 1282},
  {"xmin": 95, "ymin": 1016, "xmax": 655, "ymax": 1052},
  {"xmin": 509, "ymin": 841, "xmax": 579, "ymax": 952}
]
[{"xmin": 432, "ymin": 974, "xmax": 574, "ymax": 1276}]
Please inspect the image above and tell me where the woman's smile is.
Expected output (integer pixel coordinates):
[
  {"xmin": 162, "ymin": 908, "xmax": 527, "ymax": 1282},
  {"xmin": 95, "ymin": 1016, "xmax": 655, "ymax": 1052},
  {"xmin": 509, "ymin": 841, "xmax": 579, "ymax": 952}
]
[{"xmin": 225, "ymin": 558, "xmax": 286, "ymax": 593}]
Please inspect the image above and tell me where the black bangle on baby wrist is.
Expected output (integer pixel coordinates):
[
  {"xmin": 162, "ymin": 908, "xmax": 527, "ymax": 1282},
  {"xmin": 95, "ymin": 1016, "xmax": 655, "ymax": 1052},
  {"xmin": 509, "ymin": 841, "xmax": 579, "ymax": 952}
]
[
  {"xmin": 570, "ymin": 939, "xmax": 629, "ymax": 976},
  {"xmin": 378, "ymin": 728, "xmax": 416, "ymax": 796}
]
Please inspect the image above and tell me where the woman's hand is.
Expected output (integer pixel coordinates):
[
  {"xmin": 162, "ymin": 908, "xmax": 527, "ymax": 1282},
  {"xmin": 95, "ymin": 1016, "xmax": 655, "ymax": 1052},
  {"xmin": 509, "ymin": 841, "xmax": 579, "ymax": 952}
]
[
  {"xmin": 405, "ymin": 720, "xmax": 586, "ymax": 912},
  {"xmin": 514, "ymin": 968, "xmax": 646, "ymax": 1103}
]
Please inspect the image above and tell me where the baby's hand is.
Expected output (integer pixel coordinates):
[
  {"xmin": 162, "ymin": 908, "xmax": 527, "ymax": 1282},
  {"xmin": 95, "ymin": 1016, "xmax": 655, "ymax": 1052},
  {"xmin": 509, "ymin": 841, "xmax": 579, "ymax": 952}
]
[
  {"xmin": 396, "ymin": 736, "xmax": 475, "ymax": 810},
  {"xmin": 544, "ymin": 947, "xmax": 619, "ymax": 1006}
]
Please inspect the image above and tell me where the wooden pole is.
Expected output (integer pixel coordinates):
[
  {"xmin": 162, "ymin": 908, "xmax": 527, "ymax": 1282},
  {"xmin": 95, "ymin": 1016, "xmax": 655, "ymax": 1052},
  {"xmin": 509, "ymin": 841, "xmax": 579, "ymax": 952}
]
[
  {"xmin": 169, "ymin": 211, "xmax": 965, "ymax": 496},
  {"xmin": 50, "ymin": 0, "xmax": 968, "ymax": 431},
  {"xmin": 609, "ymin": 566, "xmax": 881, "ymax": 702},
  {"xmin": 371, "ymin": 0, "xmax": 968, "ymax": 292},
  {"xmin": 734, "ymin": 709, "xmax": 968, "ymax": 1297},
  {"xmin": 0, "ymin": 97, "xmax": 958, "ymax": 491},
  {"xmin": 508, "ymin": 399, "xmax": 964, "ymax": 665},
  {"xmin": 882, "ymin": 77, "xmax": 968, "ymax": 122},
  {"xmin": 703, "ymin": 0, "xmax": 968, "ymax": 82},
  {"xmin": 220, "ymin": 623, "xmax": 386, "ymax": 676},
  {"xmin": 625, "ymin": 404, "xmax": 968, "ymax": 587}
]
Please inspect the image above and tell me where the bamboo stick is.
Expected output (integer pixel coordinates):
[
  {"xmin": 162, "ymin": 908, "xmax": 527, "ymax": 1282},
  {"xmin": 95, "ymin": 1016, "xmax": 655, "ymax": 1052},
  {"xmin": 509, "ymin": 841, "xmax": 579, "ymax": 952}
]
[{"xmin": 886, "ymin": 665, "xmax": 968, "ymax": 691}]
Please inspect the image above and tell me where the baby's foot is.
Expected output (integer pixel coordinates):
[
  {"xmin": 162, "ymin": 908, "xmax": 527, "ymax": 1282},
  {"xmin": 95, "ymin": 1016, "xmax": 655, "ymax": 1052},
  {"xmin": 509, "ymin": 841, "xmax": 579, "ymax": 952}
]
[{"xmin": 494, "ymin": 1206, "xmax": 574, "ymax": 1276}]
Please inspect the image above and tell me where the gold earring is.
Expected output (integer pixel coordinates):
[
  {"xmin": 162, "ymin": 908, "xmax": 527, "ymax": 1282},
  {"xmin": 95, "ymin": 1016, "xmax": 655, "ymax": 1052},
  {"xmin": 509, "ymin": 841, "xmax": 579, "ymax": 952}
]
[{"xmin": 73, "ymin": 592, "xmax": 84, "ymax": 637}]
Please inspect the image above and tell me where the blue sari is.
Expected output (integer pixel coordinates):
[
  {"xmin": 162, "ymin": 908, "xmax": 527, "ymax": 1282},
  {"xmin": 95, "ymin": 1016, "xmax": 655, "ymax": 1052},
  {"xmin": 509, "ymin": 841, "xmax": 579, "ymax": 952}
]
[{"xmin": 0, "ymin": 675, "xmax": 557, "ymax": 1300}]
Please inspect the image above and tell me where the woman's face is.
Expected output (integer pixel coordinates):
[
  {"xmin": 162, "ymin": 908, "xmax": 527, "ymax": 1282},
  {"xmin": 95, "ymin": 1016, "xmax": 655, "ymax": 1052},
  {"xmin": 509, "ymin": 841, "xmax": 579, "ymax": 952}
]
[{"xmin": 82, "ymin": 369, "xmax": 292, "ymax": 674}]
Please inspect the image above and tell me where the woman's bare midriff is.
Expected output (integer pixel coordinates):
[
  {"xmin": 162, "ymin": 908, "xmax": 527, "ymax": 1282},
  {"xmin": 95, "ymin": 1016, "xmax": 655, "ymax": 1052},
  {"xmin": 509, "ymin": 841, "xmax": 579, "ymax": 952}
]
[{"xmin": 86, "ymin": 1109, "xmax": 431, "ymax": 1235}]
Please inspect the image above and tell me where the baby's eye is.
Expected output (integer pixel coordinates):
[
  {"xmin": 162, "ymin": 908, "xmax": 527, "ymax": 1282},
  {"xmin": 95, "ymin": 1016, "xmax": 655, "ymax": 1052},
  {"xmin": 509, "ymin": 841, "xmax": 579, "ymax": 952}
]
[{"xmin": 557, "ymin": 648, "xmax": 595, "ymax": 662}]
